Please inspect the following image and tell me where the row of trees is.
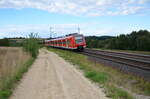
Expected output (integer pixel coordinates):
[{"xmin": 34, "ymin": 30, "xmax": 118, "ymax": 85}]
[
  {"xmin": 85, "ymin": 36, "xmax": 114, "ymax": 48},
  {"xmin": 0, "ymin": 38, "xmax": 10, "ymax": 46},
  {"xmin": 0, "ymin": 38, "xmax": 24, "ymax": 47},
  {"xmin": 1, "ymin": 30, "xmax": 150, "ymax": 51},
  {"xmin": 85, "ymin": 30, "xmax": 150, "ymax": 51},
  {"xmin": 0, "ymin": 33, "xmax": 40, "ymax": 58}
]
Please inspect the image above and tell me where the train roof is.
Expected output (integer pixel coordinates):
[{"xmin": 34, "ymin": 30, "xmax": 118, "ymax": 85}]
[{"xmin": 45, "ymin": 33, "xmax": 83, "ymax": 42}]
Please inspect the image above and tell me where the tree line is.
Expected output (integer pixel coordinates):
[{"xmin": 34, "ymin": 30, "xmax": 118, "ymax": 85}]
[
  {"xmin": 85, "ymin": 30, "xmax": 150, "ymax": 51},
  {"xmin": 1, "ymin": 30, "xmax": 150, "ymax": 51},
  {"xmin": 0, "ymin": 33, "xmax": 40, "ymax": 58},
  {"xmin": 0, "ymin": 38, "xmax": 10, "ymax": 46}
]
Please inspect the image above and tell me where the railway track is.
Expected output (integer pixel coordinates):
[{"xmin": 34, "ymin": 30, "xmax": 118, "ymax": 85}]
[{"xmin": 82, "ymin": 48, "xmax": 150, "ymax": 81}]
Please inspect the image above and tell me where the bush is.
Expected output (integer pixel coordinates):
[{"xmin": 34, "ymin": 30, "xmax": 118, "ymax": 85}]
[
  {"xmin": 85, "ymin": 71, "xmax": 109, "ymax": 84},
  {"xmin": 23, "ymin": 33, "xmax": 40, "ymax": 58}
]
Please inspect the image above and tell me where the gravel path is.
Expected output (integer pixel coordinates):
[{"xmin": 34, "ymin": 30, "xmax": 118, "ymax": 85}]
[{"xmin": 10, "ymin": 49, "xmax": 108, "ymax": 99}]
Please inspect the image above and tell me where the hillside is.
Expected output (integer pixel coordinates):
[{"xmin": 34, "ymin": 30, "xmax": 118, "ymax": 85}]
[
  {"xmin": 85, "ymin": 36, "xmax": 114, "ymax": 48},
  {"xmin": 85, "ymin": 30, "xmax": 150, "ymax": 51}
]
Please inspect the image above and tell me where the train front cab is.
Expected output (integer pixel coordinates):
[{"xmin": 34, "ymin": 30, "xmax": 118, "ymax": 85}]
[{"xmin": 74, "ymin": 35, "xmax": 86, "ymax": 51}]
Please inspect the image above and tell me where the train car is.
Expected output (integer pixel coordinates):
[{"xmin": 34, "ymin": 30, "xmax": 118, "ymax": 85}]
[{"xmin": 45, "ymin": 33, "xmax": 86, "ymax": 51}]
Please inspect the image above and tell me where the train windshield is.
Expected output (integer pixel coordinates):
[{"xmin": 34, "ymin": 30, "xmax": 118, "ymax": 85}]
[{"xmin": 75, "ymin": 36, "xmax": 83, "ymax": 44}]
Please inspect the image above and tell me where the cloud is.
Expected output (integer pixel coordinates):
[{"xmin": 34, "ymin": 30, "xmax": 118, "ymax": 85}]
[
  {"xmin": 0, "ymin": 23, "xmax": 150, "ymax": 38},
  {"xmin": 138, "ymin": 0, "xmax": 150, "ymax": 4},
  {"xmin": 0, "ymin": 23, "xmax": 119, "ymax": 38},
  {"xmin": 0, "ymin": 24, "xmax": 88, "ymax": 38},
  {"xmin": 0, "ymin": 0, "xmax": 149, "ymax": 16}
]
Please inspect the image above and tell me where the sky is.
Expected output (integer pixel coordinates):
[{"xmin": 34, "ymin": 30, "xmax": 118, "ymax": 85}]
[{"xmin": 0, "ymin": 0, "xmax": 150, "ymax": 38}]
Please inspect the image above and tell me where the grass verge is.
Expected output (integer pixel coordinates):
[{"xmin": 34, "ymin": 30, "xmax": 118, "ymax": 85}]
[
  {"xmin": 48, "ymin": 48, "xmax": 150, "ymax": 99},
  {"xmin": 0, "ymin": 57, "xmax": 35, "ymax": 99}
]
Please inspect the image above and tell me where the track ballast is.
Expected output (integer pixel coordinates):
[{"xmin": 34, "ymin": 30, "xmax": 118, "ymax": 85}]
[{"xmin": 82, "ymin": 48, "xmax": 150, "ymax": 81}]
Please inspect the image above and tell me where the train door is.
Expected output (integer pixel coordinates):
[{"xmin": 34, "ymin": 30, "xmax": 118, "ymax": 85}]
[
  {"xmin": 67, "ymin": 39, "xmax": 71, "ymax": 49},
  {"xmin": 66, "ymin": 39, "xmax": 68, "ymax": 48},
  {"xmin": 72, "ymin": 37, "xmax": 77, "ymax": 49},
  {"xmin": 70, "ymin": 37, "xmax": 74, "ymax": 49}
]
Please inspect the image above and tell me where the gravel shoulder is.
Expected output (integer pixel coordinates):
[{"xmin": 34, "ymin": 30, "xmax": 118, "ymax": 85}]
[{"xmin": 10, "ymin": 49, "xmax": 108, "ymax": 99}]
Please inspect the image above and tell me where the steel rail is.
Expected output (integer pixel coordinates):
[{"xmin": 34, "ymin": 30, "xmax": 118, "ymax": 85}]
[
  {"xmin": 85, "ymin": 48, "xmax": 150, "ymax": 62},
  {"xmin": 83, "ymin": 49, "xmax": 150, "ymax": 71}
]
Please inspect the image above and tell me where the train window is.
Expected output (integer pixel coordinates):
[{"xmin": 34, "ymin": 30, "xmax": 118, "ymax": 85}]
[
  {"xmin": 63, "ymin": 41, "xmax": 65, "ymax": 44},
  {"xmin": 59, "ymin": 41, "xmax": 61, "ymax": 44},
  {"xmin": 75, "ymin": 36, "xmax": 83, "ymax": 44},
  {"xmin": 67, "ymin": 40, "xmax": 70, "ymax": 45}
]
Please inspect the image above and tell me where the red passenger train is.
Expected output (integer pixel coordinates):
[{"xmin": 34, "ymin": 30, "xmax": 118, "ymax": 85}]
[{"xmin": 45, "ymin": 33, "xmax": 86, "ymax": 51}]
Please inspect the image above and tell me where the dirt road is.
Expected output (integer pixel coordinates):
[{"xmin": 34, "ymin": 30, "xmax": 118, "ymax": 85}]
[{"xmin": 10, "ymin": 49, "xmax": 108, "ymax": 99}]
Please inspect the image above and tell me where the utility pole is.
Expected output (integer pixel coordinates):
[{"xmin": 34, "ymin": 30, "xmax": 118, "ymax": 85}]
[
  {"xmin": 78, "ymin": 25, "xmax": 80, "ymax": 34},
  {"xmin": 49, "ymin": 27, "xmax": 52, "ymax": 39}
]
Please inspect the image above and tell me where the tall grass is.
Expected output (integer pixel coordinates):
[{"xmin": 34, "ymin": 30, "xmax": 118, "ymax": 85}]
[
  {"xmin": 23, "ymin": 33, "xmax": 40, "ymax": 58},
  {"xmin": 0, "ymin": 47, "xmax": 33, "ymax": 99}
]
